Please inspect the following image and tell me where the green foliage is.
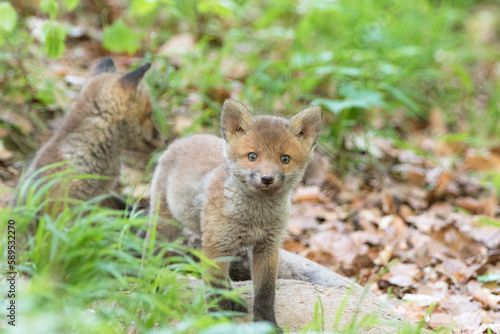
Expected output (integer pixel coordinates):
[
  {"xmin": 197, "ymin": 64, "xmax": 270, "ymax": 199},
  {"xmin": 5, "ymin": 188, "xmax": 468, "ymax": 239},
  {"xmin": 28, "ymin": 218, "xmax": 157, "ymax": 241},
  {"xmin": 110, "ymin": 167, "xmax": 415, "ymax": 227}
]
[
  {"xmin": 63, "ymin": 0, "xmax": 80, "ymax": 11},
  {"xmin": 103, "ymin": 19, "xmax": 142, "ymax": 54},
  {"xmin": 313, "ymin": 86, "xmax": 386, "ymax": 114},
  {"xmin": 42, "ymin": 22, "xmax": 66, "ymax": 59},
  {"xmin": 477, "ymin": 271, "xmax": 500, "ymax": 283},
  {"xmin": 0, "ymin": 2, "xmax": 17, "ymax": 32},
  {"xmin": 40, "ymin": 0, "xmax": 59, "ymax": 19},
  {"xmin": 129, "ymin": 0, "xmax": 173, "ymax": 18},
  {"xmin": 197, "ymin": 0, "xmax": 234, "ymax": 17}
]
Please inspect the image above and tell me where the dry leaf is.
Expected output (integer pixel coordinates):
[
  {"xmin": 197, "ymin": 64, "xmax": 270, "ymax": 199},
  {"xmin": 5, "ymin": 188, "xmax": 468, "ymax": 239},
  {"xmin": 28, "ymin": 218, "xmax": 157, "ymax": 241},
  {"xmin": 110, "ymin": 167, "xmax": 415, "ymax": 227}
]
[
  {"xmin": 398, "ymin": 204, "xmax": 414, "ymax": 221},
  {"xmin": 381, "ymin": 190, "xmax": 396, "ymax": 214},
  {"xmin": 472, "ymin": 288, "xmax": 500, "ymax": 308},
  {"xmin": 407, "ymin": 213, "xmax": 448, "ymax": 233},
  {"xmin": 464, "ymin": 148, "xmax": 500, "ymax": 171},
  {"xmin": 282, "ymin": 237, "xmax": 307, "ymax": 253},
  {"xmin": 453, "ymin": 311, "xmax": 482, "ymax": 330},
  {"xmin": 482, "ymin": 194, "xmax": 498, "ymax": 217},
  {"xmin": 293, "ymin": 186, "xmax": 327, "ymax": 204},
  {"xmin": 429, "ymin": 312, "xmax": 455, "ymax": 329},
  {"xmin": 457, "ymin": 197, "xmax": 484, "ymax": 214},
  {"xmin": 429, "ymin": 202, "xmax": 453, "ymax": 219},
  {"xmin": 402, "ymin": 293, "xmax": 440, "ymax": 306}
]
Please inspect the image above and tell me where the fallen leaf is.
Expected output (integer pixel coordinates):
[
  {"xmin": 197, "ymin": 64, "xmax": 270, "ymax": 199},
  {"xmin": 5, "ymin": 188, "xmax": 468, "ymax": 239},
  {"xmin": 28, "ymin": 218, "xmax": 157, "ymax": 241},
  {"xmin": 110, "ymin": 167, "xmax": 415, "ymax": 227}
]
[
  {"xmin": 293, "ymin": 186, "xmax": 327, "ymax": 204},
  {"xmin": 381, "ymin": 190, "xmax": 396, "ymax": 214},
  {"xmin": 398, "ymin": 204, "xmax": 414, "ymax": 221},
  {"xmin": 426, "ymin": 169, "xmax": 451, "ymax": 201},
  {"xmin": 471, "ymin": 288, "xmax": 500, "ymax": 308},
  {"xmin": 453, "ymin": 310, "xmax": 482, "ymax": 330},
  {"xmin": 482, "ymin": 194, "xmax": 497, "ymax": 217},
  {"xmin": 407, "ymin": 213, "xmax": 448, "ymax": 233},
  {"xmin": 429, "ymin": 312, "xmax": 456, "ymax": 329},
  {"xmin": 457, "ymin": 197, "xmax": 483, "ymax": 214},
  {"xmin": 440, "ymin": 258, "xmax": 480, "ymax": 284},
  {"xmin": 402, "ymin": 293, "xmax": 440, "ymax": 306},
  {"xmin": 394, "ymin": 303, "xmax": 426, "ymax": 322},
  {"xmin": 282, "ymin": 237, "xmax": 307, "ymax": 253},
  {"xmin": 429, "ymin": 202, "xmax": 453, "ymax": 219},
  {"xmin": 464, "ymin": 148, "xmax": 500, "ymax": 171},
  {"xmin": 388, "ymin": 275, "xmax": 415, "ymax": 287}
]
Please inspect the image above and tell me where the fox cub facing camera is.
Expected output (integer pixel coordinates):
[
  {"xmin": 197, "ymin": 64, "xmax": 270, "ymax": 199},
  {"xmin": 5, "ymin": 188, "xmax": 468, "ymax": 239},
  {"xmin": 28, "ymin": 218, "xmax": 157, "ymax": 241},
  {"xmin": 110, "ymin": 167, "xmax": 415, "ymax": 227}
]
[
  {"xmin": 150, "ymin": 99, "xmax": 322, "ymax": 330},
  {"xmin": 22, "ymin": 57, "xmax": 162, "ymax": 210}
]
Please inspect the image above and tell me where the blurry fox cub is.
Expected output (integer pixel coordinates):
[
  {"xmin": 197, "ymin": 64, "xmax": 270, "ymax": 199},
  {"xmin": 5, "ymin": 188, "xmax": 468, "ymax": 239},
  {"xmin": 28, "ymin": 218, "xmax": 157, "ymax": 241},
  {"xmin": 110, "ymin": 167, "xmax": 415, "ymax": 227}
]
[
  {"xmin": 21, "ymin": 57, "xmax": 162, "ymax": 211},
  {"xmin": 150, "ymin": 99, "xmax": 322, "ymax": 330}
]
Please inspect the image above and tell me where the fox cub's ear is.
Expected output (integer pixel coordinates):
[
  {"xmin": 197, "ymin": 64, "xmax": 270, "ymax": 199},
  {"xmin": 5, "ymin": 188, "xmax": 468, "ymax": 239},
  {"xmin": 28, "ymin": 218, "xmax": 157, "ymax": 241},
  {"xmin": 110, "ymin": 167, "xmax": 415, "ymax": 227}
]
[
  {"xmin": 93, "ymin": 57, "xmax": 117, "ymax": 75},
  {"xmin": 120, "ymin": 63, "xmax": 151, "ymax": 90},
  {"xmin": 221, "ymin": 99, "xmax": 255, "ymax": 140},
  {"xmin": 289, "ymin": 106, "xmax": 322, "ymax": 149}
]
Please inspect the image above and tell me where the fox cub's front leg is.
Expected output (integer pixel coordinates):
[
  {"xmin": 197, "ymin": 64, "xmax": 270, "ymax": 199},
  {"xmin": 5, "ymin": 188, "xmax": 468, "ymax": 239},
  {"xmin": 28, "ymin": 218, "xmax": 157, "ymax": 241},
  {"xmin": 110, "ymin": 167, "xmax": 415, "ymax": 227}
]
[
  {"xmin": 202, "ymin": 238, "xmax": 248, "ymax": 313},
  {"xmin": 252, "ymin": 244, "xmax": 281, "ymax": 330}
]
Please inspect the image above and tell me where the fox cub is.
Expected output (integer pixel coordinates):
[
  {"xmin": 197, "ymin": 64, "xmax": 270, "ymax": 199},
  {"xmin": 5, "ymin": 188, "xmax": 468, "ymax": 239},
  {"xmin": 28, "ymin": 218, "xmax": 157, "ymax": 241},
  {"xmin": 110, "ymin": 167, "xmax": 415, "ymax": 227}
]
[
  {"xmin": 23, "ymin": 57, "xmax": 162, "ymax": 210},
  {"xmin": 150, "ymin": 99, "xmax": 322, "ymax": 329}
]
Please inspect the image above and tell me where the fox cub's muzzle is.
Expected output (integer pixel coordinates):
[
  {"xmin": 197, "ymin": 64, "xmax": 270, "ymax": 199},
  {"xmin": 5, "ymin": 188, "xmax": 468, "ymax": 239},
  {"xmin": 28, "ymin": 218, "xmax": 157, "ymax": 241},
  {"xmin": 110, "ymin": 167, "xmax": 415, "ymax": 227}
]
[
  {"xmin": 261, "ymin": 175, "xmax": 274, "ymax": 185},
  {"xmin": 249, "ymin": 166, "xmax": 284, "ymax": 194}
]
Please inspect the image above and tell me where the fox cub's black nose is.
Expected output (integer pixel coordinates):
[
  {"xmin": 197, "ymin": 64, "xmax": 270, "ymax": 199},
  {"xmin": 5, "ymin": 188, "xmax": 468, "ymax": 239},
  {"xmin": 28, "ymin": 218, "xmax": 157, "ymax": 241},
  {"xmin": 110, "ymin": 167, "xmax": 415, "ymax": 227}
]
[{"xmin": 261, "ymin": 175, "xmax": 274, "ymax": 185}]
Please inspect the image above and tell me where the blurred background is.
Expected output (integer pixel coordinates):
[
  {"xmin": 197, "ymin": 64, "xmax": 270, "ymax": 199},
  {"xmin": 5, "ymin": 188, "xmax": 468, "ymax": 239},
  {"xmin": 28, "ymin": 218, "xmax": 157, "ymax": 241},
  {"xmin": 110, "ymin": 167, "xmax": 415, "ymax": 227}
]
[
  {"xmin": 3, "ymin": 0, "xmax": 500, "ymax": 163},
  {"xmin": 2, "ymin": 0, "xmax": 500, "ymax": 333}
]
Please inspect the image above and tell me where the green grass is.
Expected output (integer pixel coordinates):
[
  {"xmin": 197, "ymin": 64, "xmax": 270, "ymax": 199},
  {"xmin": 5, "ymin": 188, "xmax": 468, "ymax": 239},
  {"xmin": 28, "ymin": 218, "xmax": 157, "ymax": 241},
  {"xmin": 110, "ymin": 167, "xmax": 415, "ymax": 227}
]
[{"xmin": 1, "ymin": 169, "xmax": 258, "ymax": 333}]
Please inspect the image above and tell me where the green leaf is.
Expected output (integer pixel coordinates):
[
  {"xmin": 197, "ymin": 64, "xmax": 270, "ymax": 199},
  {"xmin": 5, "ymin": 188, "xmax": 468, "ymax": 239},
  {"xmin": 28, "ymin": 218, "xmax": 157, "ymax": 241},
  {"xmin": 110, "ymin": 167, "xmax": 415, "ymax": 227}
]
[
  {"xmin": 477, "ymin": 272, "xmax": 500, "ymax": 283},
  {"xmin": 313, "ymin": 86, "xmax": 386, "ymax": 114},
  {"xmin": 439, "ymin": 132, "xmax": 469, "ymax": 143},
  {"xmin": 379, "ymin": 83, "xmax": 421, "ymax": 115},
  {"xmin": 197, "ymin": 0, "xmax": 234, "ymax": 18},
  {"xmin": 40, "ymin": 0, "xmax": 59, "ymax": 19},
  {"xmin": 339, "ymin": 85, "xmax": 386, "ymax": 108},
  {"xmin": 42, "ymin": 23, "xmax": 66, "ymax": 58},
  {"xmin": 312, "ymin": 98, "xmax": 371, "ymax": 114},
  {"xmin": 0, "ymin": 2, "xmax": 18, "ymax": 32},
  {"xmin": 102, "ymin": 19, "xmax": 141, "ymax": 54},
  {"xmin": 63, "ymin": 0, "xmax": 80, "ymax": 11},
  {"xmin": 129, "ymin": 0, "xmax": 159, "ymax": 17}
]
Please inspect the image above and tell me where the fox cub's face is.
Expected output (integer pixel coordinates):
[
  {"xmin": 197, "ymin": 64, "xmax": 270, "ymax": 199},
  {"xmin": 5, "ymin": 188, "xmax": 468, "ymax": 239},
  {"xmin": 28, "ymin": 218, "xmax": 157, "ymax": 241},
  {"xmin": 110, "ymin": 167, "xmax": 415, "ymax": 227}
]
[
  {"xmin": 221, "ymin": 99, "xmax": 322, "ymax": 195},
  {"xmin": 81, "ymin": 57, "xmax": 163, "ymax": 152}
]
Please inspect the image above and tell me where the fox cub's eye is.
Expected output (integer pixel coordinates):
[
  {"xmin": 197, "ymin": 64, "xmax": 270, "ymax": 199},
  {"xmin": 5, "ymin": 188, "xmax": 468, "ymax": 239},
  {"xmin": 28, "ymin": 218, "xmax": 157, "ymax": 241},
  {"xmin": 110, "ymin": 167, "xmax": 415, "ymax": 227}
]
[
  {"xmin": 248, "ymin": 152, "xmax": 258, "ymax": 162},
  {"xmin": 281, "ymin": 155, "xmax": 290, "ymax": 164}
]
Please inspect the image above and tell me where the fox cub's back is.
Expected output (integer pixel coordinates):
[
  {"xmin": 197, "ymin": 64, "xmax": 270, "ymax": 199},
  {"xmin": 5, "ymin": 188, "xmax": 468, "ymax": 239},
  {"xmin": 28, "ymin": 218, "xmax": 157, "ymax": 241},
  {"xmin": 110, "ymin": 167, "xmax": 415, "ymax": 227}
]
[{"xmin": 22, "ymin": 57, "xmax": 162, "ymax": 205}]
